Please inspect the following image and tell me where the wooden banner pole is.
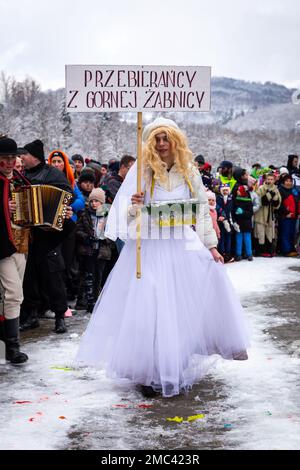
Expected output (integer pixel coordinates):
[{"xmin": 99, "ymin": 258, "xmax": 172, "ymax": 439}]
[{"xmin": 136, "ymin": 111, "xmax": 143, "ymax": 279}]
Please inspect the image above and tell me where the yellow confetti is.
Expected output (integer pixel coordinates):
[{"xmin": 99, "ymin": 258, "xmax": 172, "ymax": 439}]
[
  {"xmin": 186, "ymin": 414, "xmax": 205, "ymax": 422},
  {"xmin": 166, "ymin": 416, "xmax": 184, "ymax": 423}
]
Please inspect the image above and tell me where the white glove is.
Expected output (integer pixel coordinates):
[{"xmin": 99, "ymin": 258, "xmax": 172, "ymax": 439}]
[
  {"xmin": 233, "ymin": 222, "xmax": 240, "ymax": 233},
  {"xmin": 223, "ymin": 219, "xmax": 231, "ymax": 233}
]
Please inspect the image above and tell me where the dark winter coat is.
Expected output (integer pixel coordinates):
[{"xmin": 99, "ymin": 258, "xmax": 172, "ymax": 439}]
[
  {"xmin": 76, "ymin": 208, "xmax": 113, "ymax": 260},
  {"xmin": 24, "ymin": 162, "xmax": 73, "ymax": 191},
  {"xmin": 104, "ymin": 172, "xmax": 124, "ymax": 203},
  {"xmin": 231, "ymin": 167, "xmax": 248, "ymax": 197},
  {"xmin": 24, "ymin": 162, "xmax": 75, "ymax": 256},
  {"xmin": 232, "ymin": 196, "xmax": 254, "ymax": 232},
  {"xmin": 216, "ymin": 194, "xmax": 233, "ymax": 221}
]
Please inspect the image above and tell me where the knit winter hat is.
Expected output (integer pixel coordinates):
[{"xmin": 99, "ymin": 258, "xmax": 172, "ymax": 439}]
[
  {"xmin": 194, "ymin": 154, "xmax": 205, "ymax": 165},
  {"xmin": 202, "ymin": 162, "xmax": 212, "ymax": 172},
  {"xmin": 206, "ymin": 190, "xmax": 216, "ymax": 201},
  {"xmin": 23, "ymin": 139, "xmax": 45, "ymax": 162},
  {"xmin": 220, "ymin": 183, "xmax": 231, "ymax": 193},
  {"xmin": 71, "ymin": 153, "xmax": 84, "ymax": 164},
  {"xmin": 219, "ymin": 160, "xmax": 233, "ymax": 169},
  {"xmin": 48, "ymin": 149, "xmax": 75, "ymax": 188},
  {"xmin": 89, "ymin": 188, "xmax": 106, "ymax": 204},
  {"xmin": 78, "ymin": 168, "xmax": 96, "ymax": 184},
  {"xmin": 142, "ymin": 117, "xmax": 179, "ymax": 142},
  {"xmin": 279, "ymin": 166, "xmax": 289, "ymax": 176}
]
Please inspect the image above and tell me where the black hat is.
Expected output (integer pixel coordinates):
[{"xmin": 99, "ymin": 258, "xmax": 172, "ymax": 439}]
[
  {"xmin": 219, "ymin": 160, "xmax": 233, "ymax": 169},
  {"xmin": 86, "ymin": 160, "xmax": 102, "ymax": 172},
  {"xmin": 233, "ymin": 166, "xmax": 247, "ymax": 181},
  {"xmin": 0, "ymin": 137, "xmax": 26, "ymax": 156},
  {"xmin": 23, "ymin": 139, "xmax": 45, "ymax": 162},
  {"xmin": 78, "ymin": 168, "xmax": 96, "ymax": 184},
  {"xmin": 194, "ymin": 154, "xmax": 205, "ymax": 165},
  {"xmin": 72, "ymin": 154, "xmax": 84, "ymax": 164},
  {"xmin": 108, "ymin": 161, "xmax": 120, "ymax": 172}
]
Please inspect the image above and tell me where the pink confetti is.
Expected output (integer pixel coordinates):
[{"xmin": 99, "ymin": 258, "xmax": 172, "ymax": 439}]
[
  {"xmin": 38, "ymin": 396, "xmax": 49, "ymax": 402},
  {"xmin": 14, "ymin": 401, "xmax": 33, "ymax": 405}
]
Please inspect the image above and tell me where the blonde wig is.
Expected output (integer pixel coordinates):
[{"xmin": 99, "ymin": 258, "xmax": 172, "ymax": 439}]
[{"xmin": 142, "ymin": 126, "xmax": 195, "ymax": 186}]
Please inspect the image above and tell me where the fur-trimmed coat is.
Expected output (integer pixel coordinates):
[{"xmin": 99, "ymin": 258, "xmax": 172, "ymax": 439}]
[{"xmin": 254, "ymin": 183, "xmax": 281, "ymax": 244}]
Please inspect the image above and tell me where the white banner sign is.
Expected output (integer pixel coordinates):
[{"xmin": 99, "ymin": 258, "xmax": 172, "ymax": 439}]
[{"xmin": 65, "ymin": 65, "xmax": 211, "ymax": 113}]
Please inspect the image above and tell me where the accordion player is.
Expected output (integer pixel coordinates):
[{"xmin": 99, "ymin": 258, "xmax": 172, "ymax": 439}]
[{"xmin": 12, "ymin": 184, "xmax": 73, "ymax": 231}]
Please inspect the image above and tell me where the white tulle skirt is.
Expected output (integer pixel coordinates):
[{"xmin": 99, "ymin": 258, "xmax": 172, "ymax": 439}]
[{"xmin": 75, "ymin": 227, "xmax": 250, "ymax": 397}]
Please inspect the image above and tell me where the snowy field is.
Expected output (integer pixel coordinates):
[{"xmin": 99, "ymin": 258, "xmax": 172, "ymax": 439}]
[{"xmin": 0, "ymin": 258, "xmax": 299, "ymax": 450}]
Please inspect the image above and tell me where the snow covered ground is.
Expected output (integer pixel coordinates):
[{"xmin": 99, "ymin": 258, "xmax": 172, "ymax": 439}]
[{"xmin": 0, "ymin": 258, "xmax": 299, "ymax": 450}]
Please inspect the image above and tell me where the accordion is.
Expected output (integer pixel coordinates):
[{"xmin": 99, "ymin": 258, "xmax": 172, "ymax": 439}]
[
  {"xmin": 144, "ymin": 198, "xmax": 200, "ymax": 227},
  {"xmin": 12, "ymin": 185, "xmax": 73, "ymax": 231}
]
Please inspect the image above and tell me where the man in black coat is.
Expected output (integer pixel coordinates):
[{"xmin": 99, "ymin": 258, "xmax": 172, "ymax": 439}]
[{"xmin": 20, "ymin": 140, "xmax": 75, "ymax": 334}]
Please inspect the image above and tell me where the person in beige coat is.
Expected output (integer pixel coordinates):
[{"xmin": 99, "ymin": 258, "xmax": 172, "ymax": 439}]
[{"xmin": 254, "ymin": 173, "xmax": 281, "ymax": 256}]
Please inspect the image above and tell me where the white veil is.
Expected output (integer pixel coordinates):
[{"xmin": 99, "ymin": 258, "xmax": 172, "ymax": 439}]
[{"xmin": 105, "ymin": 162, "xmax": 146, "ymax": 241}]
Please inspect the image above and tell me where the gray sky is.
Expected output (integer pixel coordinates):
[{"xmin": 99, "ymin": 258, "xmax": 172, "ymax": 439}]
[{"xmin": 1, "ymin": 0, "xmax": 300, "ymax": 91}]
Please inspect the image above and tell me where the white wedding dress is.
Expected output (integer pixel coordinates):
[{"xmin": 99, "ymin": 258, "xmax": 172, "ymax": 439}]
[{"xmin": 75, "ymin": 164, "xmax": 250, "ymax": 397}]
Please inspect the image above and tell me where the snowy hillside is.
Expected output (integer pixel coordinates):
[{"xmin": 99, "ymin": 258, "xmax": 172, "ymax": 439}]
[{"xmin": 0, "ymin": 73, "xmax": 299, "ymax": 167}]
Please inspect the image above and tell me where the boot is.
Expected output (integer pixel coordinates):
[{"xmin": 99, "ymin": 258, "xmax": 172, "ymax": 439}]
[
  {"xmin": 54, "ymin": 316, "xmax": 67, "ymax": 334},
  {"xmin": 19, "ymin": 308, "xmax": 39, "ymax": 331},
  {"xmin": 74, "ymin": 297, "xmax": 87, "ymax": 311},
  {"xmin": 137, "ymin": 384, "xmax": 160, "ymax": 398},
  {"xmin": 233, "ymin": 351, "xmax": 248, "ymax": 360},
  {"xmin": 86, "ymin": 303, "xmax": 95, "ymax": 314},
  {"xmin": 0, "ymin": 316, "xmax": 5, "ymax": 342},
  {"xmin": 0, "ymin": 318, "xmax": 5, "ymax": 364},
  {"xmin": 4, "ymin": 318, "xmax": 28, "ymax": 364}
]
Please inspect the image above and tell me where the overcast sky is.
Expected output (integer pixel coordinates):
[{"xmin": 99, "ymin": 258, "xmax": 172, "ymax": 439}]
[{"xmin": 1, "ymin": 0, "xmax": 300, "ymax": 91}]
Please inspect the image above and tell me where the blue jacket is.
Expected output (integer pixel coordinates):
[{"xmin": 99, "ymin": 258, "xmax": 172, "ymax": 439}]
[{"xmin": 71, "ymin": 184, "xmax": 85, "ymax": 222}]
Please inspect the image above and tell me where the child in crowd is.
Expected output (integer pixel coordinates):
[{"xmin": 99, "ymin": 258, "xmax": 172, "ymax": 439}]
[
  {"xmin": 76, "ymin": 188, "xmax": 113, "ymax": 313},
  {"xmin": 206, "ymin": 190, "xmax": 220, "ymax": 240},
  {"xmin": 77, "ymin": 169, "xmax": 96, "ymax": 207},
  {"xmin": 216, "ymin": 183, "xmax": 234, "ymax": 263},
  {"xmin": 232, "ymin": 185, "xmax": 254, "ymax": 261},
  {"xmin": 277, "ymin": 174, "xmax": 300, "ymax": 257}
]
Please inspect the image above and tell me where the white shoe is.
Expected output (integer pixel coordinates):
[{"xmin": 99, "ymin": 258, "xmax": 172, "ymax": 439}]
[{"xmin": 44, "ymin": 310, "xmax": 55, "ymax": 319}]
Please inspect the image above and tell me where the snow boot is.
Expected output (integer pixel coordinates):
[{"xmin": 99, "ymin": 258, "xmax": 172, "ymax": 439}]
[
  {"xmin": 54, "ymin": 317, "xmax": 67, "ymax": 334},
  {"xmin": 4, "ymin": 318, "xmax": 28, "ymax": 364},
  {"xmin": 19, "ymin": 308, "xmax": 39, "ymax": 331}
]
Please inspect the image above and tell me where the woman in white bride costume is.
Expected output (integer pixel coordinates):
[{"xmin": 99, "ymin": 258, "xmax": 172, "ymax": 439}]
[{"xmin": 75, "ymin": 117, "xmax": 250, "ymax": 398}]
